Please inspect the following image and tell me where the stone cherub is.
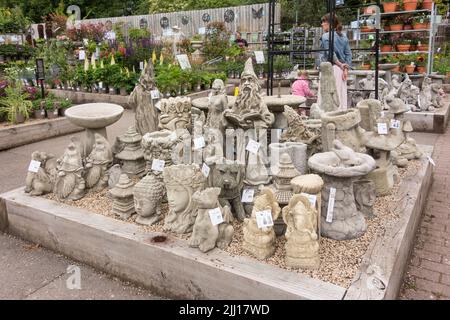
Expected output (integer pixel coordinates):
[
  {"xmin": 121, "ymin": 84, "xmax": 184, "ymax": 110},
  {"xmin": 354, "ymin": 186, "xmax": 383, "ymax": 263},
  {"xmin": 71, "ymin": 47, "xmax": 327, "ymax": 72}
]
[
  {"xmin": 54, "ymin": 140, "xmax": 86, "ymax": 200},
  {"xmin": 128, "ymin": 58, "xmax": 159, "ymax": 136},
  {"xmin": 223, "ymin": 58, "xmax": 274, "ymax": 130},
  {"xmin": 188, "ymin": 187, "xmax": 234, "ymax": 253},
  {"xmin": 282, "ymin": 194, "xmax": 320, "ymax": 269},
  {"xmin": 243, "ymin": 188, "xmax": 281, "ymax": 260},
  {"xmin": 207, "ymin": 158, "xmax": 246, "ymax": 221},
  {"xmin": 205, "ymin": 79, "xmax": 228, "ymax": 132},
  {"xmin": 24, "ymin": 151, "xmax": 57, "ymax": 196},
  {"xmin": 133, "ymin": 173, "xmax": 165, "ymax": 225},
  {"xmin": 85, "ymin": 133, "xmax": 113, "ymax": 191}
]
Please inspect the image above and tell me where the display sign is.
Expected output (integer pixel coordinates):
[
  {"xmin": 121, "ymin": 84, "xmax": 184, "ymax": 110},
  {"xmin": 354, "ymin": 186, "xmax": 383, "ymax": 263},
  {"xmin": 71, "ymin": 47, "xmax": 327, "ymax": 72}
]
[
  {"xmin": 28, "ymin": 160, "xmax": 41, "ymax": 173},
  {"xmin": 35, "ymin": 59, "xmax": 45, "ymax": 80},
  {"xmin": 242, "ymin": 189, "xmax": 255, "ymax": 203},
  {"xmin": 176, "ymin": 54, "xmax": 191, "ymax": 70}
]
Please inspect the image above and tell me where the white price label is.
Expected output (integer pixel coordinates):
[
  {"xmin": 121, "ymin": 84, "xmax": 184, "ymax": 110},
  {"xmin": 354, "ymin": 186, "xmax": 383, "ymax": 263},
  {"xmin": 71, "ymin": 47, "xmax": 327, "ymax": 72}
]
[
  {"xmin": 78, "ymin": 50, "xmax": 86, "ymax": 60},
  {"xmin": 390, "ymin": 119, "xmax": 401, "ymax": 129},
  {"xmin": 40, "ymin": 110, "xmax": 45, "ymax": 116},
  {"xmin": 242, "ymin": 189, "xmax": 255, "ymax": 203},
  {"xmin": 99, "ymin": 82, "xmax": 103, "ymax": 89},
  {"xmin": 201, "ymin": 163, "xmax": 210, "ymax": 177},
  {"xmin": 150, "ymin": 89, "xmax": 160, "ymax": 100},
  {"xmin": 427, "ymin": 155, "xmax": 436, "ymax": 167},
  {"xmin": 326, "ymin": 187, "xmax": 336, "ymax": 223},
  {"xmin": 377, "ymin": 123, "xmax": 388, "ymax": 135},
  {"xmin": 300, "ymin": 193, "xmax": 317, "ymax": 207},
  {"xmin": 254, "ymin": 51, "xmax": 265, "ymax": 64},
  {"xmin": 151, "ymin": 159, "xmax": 165, "ymax": 172},
  {"xmin": 139, "ymin": 61, "xmax": 144, "ymax": 70},
  {"xmin": 209, "ymin": 208, "xmax": 224, "ymax": 226},
  {"xmin": 193, "ymin": 137, "xmax": 206, "ymax": 150},
  {"xmin": 28, "ymin": 160, "xmax": 41, "ymax": 173},
  {"xmin": 418, "ymin": 95, "xmax": 422, "ymax": 109},
  {"xmin": 198, "ymin": 27, "xmax": 206, "ymax": 35},
  {"xmin": 255, "ymin": 210, "xmax": 274, "ymax": 228},
  {"xmin": 155, "ymin": 101, "xmax": 162, "ymax": 111},
  {"xmin": 246, "ymin": 139, "xmax": 260, "ymax": 155}
]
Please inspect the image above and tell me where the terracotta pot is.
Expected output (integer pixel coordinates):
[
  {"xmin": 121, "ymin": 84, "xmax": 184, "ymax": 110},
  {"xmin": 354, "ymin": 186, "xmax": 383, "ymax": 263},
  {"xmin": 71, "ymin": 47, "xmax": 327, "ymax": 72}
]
[
  {"xmin": 384, "ymin": 25, "xmax": 391, "ymax": 31},
  {"xmin": 405, "ymin": 65, "xmax": 416, "ymax": 74},
  {"xmin": 404, "ymin": 24, "xmax": 413, "ymax": 30},
  {"xmin": 381, "ymin": 45, "xmax": 393, "ymax": 52},
  {"xmin": 427, "ymin": 22, "xmax": 431, "ymax": 29},
  {"xmin": 417, "ymin": 66, "xmax": 427, "ymax": 74},
  {"xmin": 410, "ymin": 44, "xmax": 417, "ymax": 51},
  {"xmin": 360, "ymin": 64, "xmax": 371, "ymax": 70},
  {"xmin": 422, "ymin": 0, "xmax": 433, "ymax": 10},
  {"xmin": 417, "ymin": 44, "xmax": 429, "ymax": 51},
  {"xmin": 361, "ymin": 26, "xmax": 375, "ymax": 33},
  {"xmin": 397, "ymin": 44, "xmax": 411, "ymax": 52},
  {"xmin": 383, "ymin": 2, "xmax": 398, "ymax": 13},
  {"xmin": 389, "ymin": 24, "xmax": 404, "ymax": 31},
  {"xmin": 413, "ymin": 23, "xmax": 428, "ymax": 29},
  {"xmin": 403, "ymin": 1, "xmax": 418, "ymax": 11}
]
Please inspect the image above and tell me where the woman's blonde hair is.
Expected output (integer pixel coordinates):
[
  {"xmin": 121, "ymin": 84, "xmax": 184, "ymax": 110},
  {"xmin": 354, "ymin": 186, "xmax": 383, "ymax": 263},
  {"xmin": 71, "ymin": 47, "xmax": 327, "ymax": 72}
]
[{"xmin": 297, "ymin": 70, "xmax": 308, "ymax": 78}]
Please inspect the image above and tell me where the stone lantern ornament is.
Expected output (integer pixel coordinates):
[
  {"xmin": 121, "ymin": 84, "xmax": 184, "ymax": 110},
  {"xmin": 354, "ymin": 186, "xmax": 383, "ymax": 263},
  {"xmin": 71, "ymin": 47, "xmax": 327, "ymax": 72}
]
[
  {"xmin": 115, "ymin": 126, "xmax": 145, "ymax": 177},
  {"xmin": 109, "ymin": 174, "xmax": 136, "ymax": 220},
  {"xmin": 308, "ymin": 140, "xmax": 376, "ymax": 240}
]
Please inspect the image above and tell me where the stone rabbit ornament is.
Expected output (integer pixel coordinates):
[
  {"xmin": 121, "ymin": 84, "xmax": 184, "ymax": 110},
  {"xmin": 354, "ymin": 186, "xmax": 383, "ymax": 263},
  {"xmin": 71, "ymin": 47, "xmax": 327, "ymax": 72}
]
[{"xmin": 189, "ymin": 187, "xmax": 234, "ymax": 253}]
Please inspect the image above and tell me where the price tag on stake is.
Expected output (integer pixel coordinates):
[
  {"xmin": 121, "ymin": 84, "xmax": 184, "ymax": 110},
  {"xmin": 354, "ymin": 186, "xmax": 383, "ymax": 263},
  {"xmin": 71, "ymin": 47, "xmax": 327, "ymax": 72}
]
[
  {"xmin": 255, "ymin": 210, "xmax": 274, "ymax": 228},
  {"xmin": 193, "ymin": 137, "xmax": 206, "ymax": 150},
  {"xmin": 242, "ymin": 189, "xmax": 255, "ymax": 203},
  {"xmin": 78, "ymin": 50, "xmax": 85, "ymax": 60},
  {"xmin": 201, "ymin": 163, "xmax": 210, "ymax": 177},
  {"xmin": 150, "ymin": 89, "xmax": 160, "ymax": 100},
  {"xmin": 151, "ymin": 159, "xmax": 165, "ymax": 172},
  {"xmin": 254, "ymin": 51, "xmax": 265, "ymax": 64},
  {"xmin": 246, "ymin": 139, "xmax": 260, "ymax": 155},
  {"xmin": 300, "ymin": 193, "xmax": 317, "ymax": 207},
  {"xmin": 28, "ymin": 160, "xmax": 41, "ymax": 173},
  {"xmin": 209, "ymin": 208, "xmax": 224, "ymax": 226},
  {"xmin": 326, "ymin": 187, "xmax": 336, "ymax": 223},
  {"xmin": 377, "ymin": 123, "xmax": 388, "ymax": 135},
  {"xmin": 139, "ymin": 61, "xmax": 144, "ymax": 70},
  {"xmin": 390, "ymin": 119, "xmax": 401, "ymax": 129}
]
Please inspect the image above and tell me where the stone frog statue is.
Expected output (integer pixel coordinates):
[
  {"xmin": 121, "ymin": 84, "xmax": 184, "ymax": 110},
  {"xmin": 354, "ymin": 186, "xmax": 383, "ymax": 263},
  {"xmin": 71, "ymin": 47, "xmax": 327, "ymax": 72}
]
[
  {"xmin": 207, "ymin": 159, "xmax": 246, "ymax": 221},
  {"xmin": 25, "ymin": 151, "xmax": 57, "ymax": 196},
  {"xmin": 85, "ymin": 133, "xmax": 113, "ymax": 191},
  {"xmin": 189, "ymin": 187, "xmax": 234, "ymax": 253}
]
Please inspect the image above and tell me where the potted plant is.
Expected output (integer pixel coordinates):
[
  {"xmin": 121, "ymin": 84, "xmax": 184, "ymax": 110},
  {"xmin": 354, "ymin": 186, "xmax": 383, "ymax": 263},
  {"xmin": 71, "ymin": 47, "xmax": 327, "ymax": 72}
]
[
  {"xmin": 0, "ymin": 82, "xmax": 32, "ymax": 124},
  {"xmin": 388, "ymin": 16, "xmax": 404, "ymax": 31},
  {"xmin": 402, "ymin": 15, "xmax": 414, "ymax": 30},
  {"xmin": 59, "ymin": 98, "xmax": 72, "ymax": 116},
  {"xmin": 31, "ymin": 99, "xmax": 46, "ymax": 119},
  {"xmin": 360, "ymin": 56, "xmax": 372, "ymax": 70},
  {"xmin": 416, "ymin": 54, "xmax": 427, "ymax": 73},
  {"xmin": 417, "ymin": 39, "xmax": 429, "ymax": 51},
  {"xmin": 405, "ymin": 62, "xmax": 416, "ymax": 74},
  {"xmin": 383, "ymin": 0, "xmax": 399, "ymax": 13},
  {"xmin": 403, "ymin": 0, "xmax": 419, "ymax": 11},
  {"xmin": 397, "ymin": 38, "xmax": 411, "ymax": 52},
  {"xmin": 380, "ymin": 35, "xmax": 394, "ymax": 52},
  {"xmin": 45, "ymin": 96, "xmax": 58, "ymax": 119},
  {"xmin": 360, "ymin": 20, "xmax": 375, "ymax": 33},
  {"xmin": 421, "ymin": 0, "xmax": 434, "ymax": 10},
  {"xmin": 412, "ymin": 13, "xmax": 430, "ymax": 29}
]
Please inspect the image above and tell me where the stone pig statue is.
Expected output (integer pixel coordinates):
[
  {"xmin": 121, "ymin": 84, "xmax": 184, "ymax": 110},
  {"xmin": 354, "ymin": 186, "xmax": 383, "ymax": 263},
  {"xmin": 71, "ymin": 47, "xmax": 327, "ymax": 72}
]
[
  {"xmin": 24, "ymin": 151, "xmax": 57, "ymax": 196},
  {"xmin": 188, "ymin": 187, "xmax": 234, "ymax": 253}
]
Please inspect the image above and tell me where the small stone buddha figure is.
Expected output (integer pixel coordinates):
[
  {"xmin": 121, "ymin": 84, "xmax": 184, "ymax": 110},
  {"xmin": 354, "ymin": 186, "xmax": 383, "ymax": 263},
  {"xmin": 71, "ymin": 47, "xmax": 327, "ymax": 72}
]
[
  {"xmin": 133, "ymin": 172, "xmax": 165, "ymax": 225},
  {"xmin": 54, "ymin": 140, "xmax": 86, "ymax": 200},
  {"xmin": 243, "ymin": 188, "xmax": 281, "ymax": 260},
  {"xmin": 223, "ymin": 58, "xmax": 274, "ymax": 130},
  {"xmin": 282, "ymin": 194, "xmax": 320, "ymax": 269},
  {"xmin": 85, "ymin": 133, "xmax": 113, "ymax": 191},
  {"xmin": 206, "ymin": 79, "xmax": 228, "ymax": 132},
  {"xmin": 163, "ymin": 164, "xmax": 207, "ymax": 234}
]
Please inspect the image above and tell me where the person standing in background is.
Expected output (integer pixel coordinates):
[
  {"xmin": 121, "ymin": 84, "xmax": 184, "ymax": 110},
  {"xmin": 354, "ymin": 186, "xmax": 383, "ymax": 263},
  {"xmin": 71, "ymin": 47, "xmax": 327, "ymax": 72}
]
[{"xmin": 234, "ymin": 32, "xmax": 248, "ymax": 48}]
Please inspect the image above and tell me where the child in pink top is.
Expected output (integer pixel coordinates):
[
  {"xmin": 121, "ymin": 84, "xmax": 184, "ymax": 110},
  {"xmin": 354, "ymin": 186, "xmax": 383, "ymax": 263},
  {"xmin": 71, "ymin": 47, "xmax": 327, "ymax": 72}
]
[{"xmin": 291, "ymin": 70, "xmax": 314, "ymax": 97}]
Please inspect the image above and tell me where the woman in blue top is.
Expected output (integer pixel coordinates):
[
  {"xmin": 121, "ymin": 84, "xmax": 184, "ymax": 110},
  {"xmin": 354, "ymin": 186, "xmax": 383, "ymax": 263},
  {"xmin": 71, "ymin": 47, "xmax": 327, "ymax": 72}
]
[{"xmin": 319, "ymin": 14, "xmax": 352, "ymax": 109}]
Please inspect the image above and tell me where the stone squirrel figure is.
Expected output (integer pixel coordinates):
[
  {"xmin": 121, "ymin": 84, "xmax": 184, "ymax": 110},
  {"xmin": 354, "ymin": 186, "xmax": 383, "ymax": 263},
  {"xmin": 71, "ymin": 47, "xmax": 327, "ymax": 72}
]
[
  {"xmin": 188, "ymin": 187, "xmax": 234, "ymax": 253},
  {"xmin": 24, "ymin": 151, "xmax": 57, "ymax": 196}
]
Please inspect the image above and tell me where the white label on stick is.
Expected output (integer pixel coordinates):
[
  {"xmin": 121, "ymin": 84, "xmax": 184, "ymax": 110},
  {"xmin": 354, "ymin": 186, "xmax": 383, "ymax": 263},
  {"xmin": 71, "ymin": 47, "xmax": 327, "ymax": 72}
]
[
  {"xmin": 193, "ymin": 137, "xmax": 206, "ymax": 150},
  {"xmin": 150, "ymin": 89, "xmax": 160, "ymax": 100},
  {"xmin": 242, "ymin": 189, "xmax": 255, "ymax": 203},
  {"xmin": 201, "ymin": 163, "xmax": 210, "ymax": 177},
  {"xmin": 300, "ymin": 193, "xmax": 317, "ymax": 207},
  {"xmin": 255, "ymin": 210, "xmax": 274, "ymax": 228},
  {"xmin": 78, "ymin": 50, "xmax": 85, "ymax": 60},
  {"xmin": 377, "ymin": 122, "xmax": 388, "ymax": 135},
  {"xmin": 139, "ymin": 61, "xmax": 144, "ymax": 70},
  {"xmin": 151, "ymin": 159, "xmax": 165, "ymax": 172},
  {"xmin": 209, "ymin": 208, "xmax": 224, "ymax": 226},
  {"xmin": 254, "ymin": 51, "xmax": 265, "ymax": 64},
  {"xmin": 28, "ymin": 160, "xmax": 41, "ymax": 173},
  {"xmin": 326, "ymin": 187, "xmax": 336, "ymax": 223},
  {"xmin": 390, "ymin": 119, "xmax": 401, "ymax": 129},
  {"xmin": 246, "ymin": 139, "xmax": 260, "ymax": 155},
  {"xmin": 176, "ymin": 54, "xmax": 191, "ymax": 70},
  {"xmin": 427, "ymin": 155, "xmax": 436, "ymax": 167}
]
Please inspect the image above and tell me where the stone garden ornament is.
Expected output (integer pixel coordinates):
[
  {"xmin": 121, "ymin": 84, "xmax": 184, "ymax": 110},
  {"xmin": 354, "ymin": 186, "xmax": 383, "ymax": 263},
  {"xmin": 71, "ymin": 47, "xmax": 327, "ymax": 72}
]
[
  {"xmin": 85, "ymin": 133, "xmax": 113, "ymax": 191},
  {"xmin": 25, "ymin": 151, "xmax": 57, "ymax": 196}
]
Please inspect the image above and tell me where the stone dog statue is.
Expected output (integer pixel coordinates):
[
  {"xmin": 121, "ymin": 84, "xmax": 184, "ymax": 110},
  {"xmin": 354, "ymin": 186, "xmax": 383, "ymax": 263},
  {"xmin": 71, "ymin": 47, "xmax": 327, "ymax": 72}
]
[
  {"xmin": 25, "ymin": 151, "xmax": 57, "ymax": 196},
  {"xmin": 207, "ymin": 159, "xmax": 246, "ymax": 221},
  {"xmin": 189, "ymin": 187, "xmax": 234, "ymax": 253}
]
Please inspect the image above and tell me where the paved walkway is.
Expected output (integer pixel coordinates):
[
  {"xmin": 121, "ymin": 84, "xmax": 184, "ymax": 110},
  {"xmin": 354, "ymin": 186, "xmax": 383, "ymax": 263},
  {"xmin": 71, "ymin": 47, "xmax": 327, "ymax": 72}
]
[{"xmin": 400, "ymin": 124, "xmax": 450, "ymax": 300}]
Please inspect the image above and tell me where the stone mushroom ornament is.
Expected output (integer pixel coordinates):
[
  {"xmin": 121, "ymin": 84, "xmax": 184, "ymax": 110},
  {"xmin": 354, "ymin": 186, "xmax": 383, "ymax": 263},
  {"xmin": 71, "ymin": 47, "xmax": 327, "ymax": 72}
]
[{"xmin": 188, "ymin": 187, "xmax": 234, "ymax": 253}]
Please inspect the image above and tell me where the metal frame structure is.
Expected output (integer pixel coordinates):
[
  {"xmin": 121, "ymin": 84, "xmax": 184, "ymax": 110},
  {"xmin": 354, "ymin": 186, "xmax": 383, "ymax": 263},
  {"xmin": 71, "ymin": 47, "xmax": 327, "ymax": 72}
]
[{"xmin": 267, "ymin": 0, "xmax": 382, "ymax": 98}]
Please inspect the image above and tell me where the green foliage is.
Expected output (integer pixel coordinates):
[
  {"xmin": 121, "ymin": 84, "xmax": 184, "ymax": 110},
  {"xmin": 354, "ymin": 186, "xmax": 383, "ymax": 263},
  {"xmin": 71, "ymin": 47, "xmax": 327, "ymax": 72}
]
[
  {"xmin": 202, "ymin": 22, "xmax": 231, "ymax": 61},
  {"xmin": 0, "ymin": 7, "xmax": 31, "ymax": 33},
  {"xmin": 0, "ymin": 81, "xmax": 32, "ymax": 123},
  {"xmin": 128, "ymin": 28, "xmax": 151, "ymax": 41}
]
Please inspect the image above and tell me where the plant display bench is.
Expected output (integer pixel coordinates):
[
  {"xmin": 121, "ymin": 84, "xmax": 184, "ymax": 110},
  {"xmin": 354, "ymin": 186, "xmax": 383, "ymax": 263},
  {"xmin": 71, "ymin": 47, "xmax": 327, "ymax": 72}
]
[
  {"xmin": 0, "ymin": 146, "xmax": 433, "ymax": 300},
  {"xmin": 404, "ymin": 102, "xmax": 450, "ymax": 133},
  {"xmin": 0, "ymin": 117, "xmax": 83, "ymax": 151}
]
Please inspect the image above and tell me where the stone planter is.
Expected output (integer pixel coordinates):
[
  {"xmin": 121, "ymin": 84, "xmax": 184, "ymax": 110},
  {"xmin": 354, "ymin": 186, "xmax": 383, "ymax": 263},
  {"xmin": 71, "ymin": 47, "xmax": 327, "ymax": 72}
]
[{"xmin": 14, "ymin": 112, "xmax": 25, "ymax": 124}]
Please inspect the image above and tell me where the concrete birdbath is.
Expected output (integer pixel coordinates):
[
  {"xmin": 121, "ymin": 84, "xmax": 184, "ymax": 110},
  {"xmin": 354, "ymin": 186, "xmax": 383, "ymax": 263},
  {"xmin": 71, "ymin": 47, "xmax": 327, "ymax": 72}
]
[
  {"xmin": 65, "ymin": 103, "xmax": 124, "ymax": 155},
  {"xmin": 308, "ymin": 140, "xmax": 376, "ymax": 240}
]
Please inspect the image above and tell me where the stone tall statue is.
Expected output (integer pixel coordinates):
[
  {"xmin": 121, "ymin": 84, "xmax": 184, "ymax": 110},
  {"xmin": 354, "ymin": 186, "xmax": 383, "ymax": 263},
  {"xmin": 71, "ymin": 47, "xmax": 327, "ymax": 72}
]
[
  {"xmin": 206, "ymin": 79, "xmax": 228, "ymax": 133},
  {"xmin": 128, "ymin": 59, "xmax": 159, "ymax": 136},
  {"xmin": 223, "ymin": 58, "xmax": 274, "ymax": 129},
  {"xmin": 319, "ymin": 62, "xmax": 340, "ymax": 113}
]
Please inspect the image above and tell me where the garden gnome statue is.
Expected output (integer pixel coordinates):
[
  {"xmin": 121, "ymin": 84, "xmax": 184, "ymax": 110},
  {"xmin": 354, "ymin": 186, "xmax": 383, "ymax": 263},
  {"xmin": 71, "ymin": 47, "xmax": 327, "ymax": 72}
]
[
  {"xmin": 206, "ymin": 79, "xmax": 228, "ymax": 133},
  {"xmin": 54, "ymin": 140, "xmax": 86, "ymax": 200},
  {"xmin": 223, "ymin": 58, "xmax": 274, "ymax": 129},
  {"xmin": 128, "ymin": 58, "xmax": 159, "ymax": 136},
  {"xmin": 109, "ymin": 174, "xmax": 136, "ymax": 219},
  {"xmin": 282, "ymin": 194, "xmax": 320, "ymax": 269},
  {"xmin": 243, "ymin": 188, "xmax": 281, "ymax": 260},
  {"xmin": 188, "ymin": 187, "xmax": 234, "ymax": 253},
  {"xmin": 24, "ymin": 151, "xmax": 57, "ymax": 196},
  {"xmin": 85, "ymin": 133, "xmax": 113, "ymax": 191}
]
